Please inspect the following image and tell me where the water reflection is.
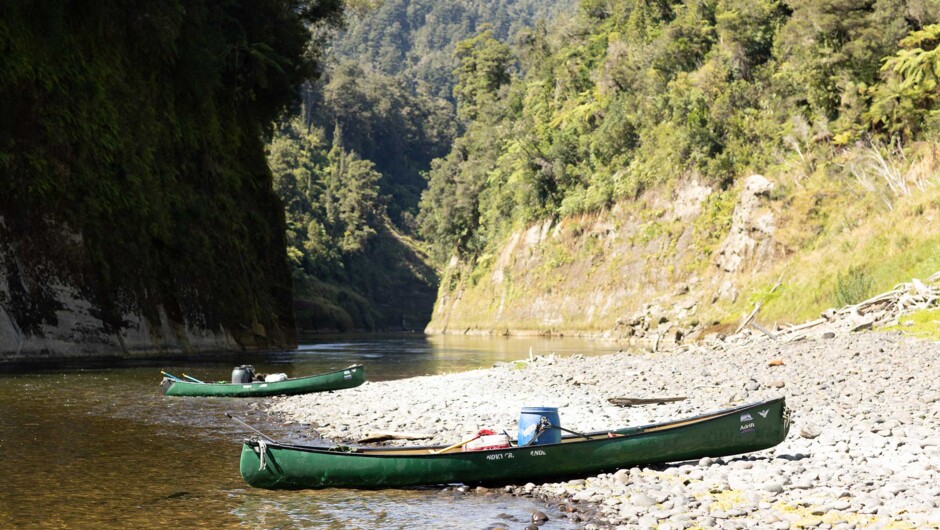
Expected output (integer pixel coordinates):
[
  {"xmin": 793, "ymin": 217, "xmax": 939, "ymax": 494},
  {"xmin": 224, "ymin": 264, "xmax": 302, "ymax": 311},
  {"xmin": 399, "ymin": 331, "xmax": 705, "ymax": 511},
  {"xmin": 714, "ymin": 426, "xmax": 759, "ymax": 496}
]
[
  {"xmin": 272, "ymin": 334, "xmax": 624, "ymax": 381},
  {"xmin": 233, "ymin": 488, "xmax": 571, "ymax": 529},
  {"xmin": 0, "ymin": 335, "xmax": 621, "ymax": 528}
]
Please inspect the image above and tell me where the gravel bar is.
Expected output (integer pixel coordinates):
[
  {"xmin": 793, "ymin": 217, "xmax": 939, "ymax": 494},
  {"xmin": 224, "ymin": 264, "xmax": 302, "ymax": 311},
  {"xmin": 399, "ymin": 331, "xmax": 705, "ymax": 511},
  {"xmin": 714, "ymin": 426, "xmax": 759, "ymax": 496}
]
[{"xmin": 268, "ymin": 330, "xmax": 940, "ymax": 529}]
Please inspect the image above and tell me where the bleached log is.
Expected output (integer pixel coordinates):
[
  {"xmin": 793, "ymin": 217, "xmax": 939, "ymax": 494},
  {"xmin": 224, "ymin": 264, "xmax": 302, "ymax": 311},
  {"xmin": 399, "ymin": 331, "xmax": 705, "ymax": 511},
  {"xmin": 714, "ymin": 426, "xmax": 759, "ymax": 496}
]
[
  {"xmin": 912, "ymin": 278, "xmax": 931, "ymax": 298},
  {"xmin": 777, "ymin": 318, "xmax": 827, "ymax": 335},
  {"xmin": 750, "ymin": 321, "xmax": 778, "ymax": 341},
  {"xmin": 853, "ymin": 290, "xmax": 903, "ymax": 310}
]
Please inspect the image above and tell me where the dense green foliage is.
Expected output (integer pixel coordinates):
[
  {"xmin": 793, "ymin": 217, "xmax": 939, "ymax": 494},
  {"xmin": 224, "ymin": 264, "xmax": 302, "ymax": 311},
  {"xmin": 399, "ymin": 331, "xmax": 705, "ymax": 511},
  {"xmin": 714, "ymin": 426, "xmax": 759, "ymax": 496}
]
[
  {"xmin": 332, "ymin": 0, "xmax": 577, "ymax": 100},
  {"xmin": 270, "ymin": 119, "xmax": 385, "ymax": 277},
  {"xmin": 302, "ymin": 63, "xmax": 457, "ymax": 224},
  {"xmin": 285, "ymin": 0, "xmax": 577, "ymax": 227},
  {"xmin": 419, "ymin": 0, "xmax": 940, "ymax": 263},
  {"xmin": 0, "ymin": 1, "xmax": 340, "ymax": 344},
  {"xmin": 264, "ymin": 0, "xmax": 577, "ymax": 331},
  {"xmin": 267, "ymin": 62, "xmax": 453, "ymax": 331},
  {"xmin": 269, "ymin": 118, "xmax": 437, "ymax": 331}
]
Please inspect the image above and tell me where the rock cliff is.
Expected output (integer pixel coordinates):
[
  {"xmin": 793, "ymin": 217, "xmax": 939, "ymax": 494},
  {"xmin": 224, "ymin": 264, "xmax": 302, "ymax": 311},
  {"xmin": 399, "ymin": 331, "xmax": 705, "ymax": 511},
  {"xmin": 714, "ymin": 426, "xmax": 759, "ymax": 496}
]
[
  {"xmin": 427, "ymin": 177, "xmax": 782, "ymax": 344},
  {"xmin": 427, "ymin": 167, "xmax": 940, "ymax": 345},
  {"xmin": 0, "ymin": 214, "xmax": 293, "ymax": 365}
]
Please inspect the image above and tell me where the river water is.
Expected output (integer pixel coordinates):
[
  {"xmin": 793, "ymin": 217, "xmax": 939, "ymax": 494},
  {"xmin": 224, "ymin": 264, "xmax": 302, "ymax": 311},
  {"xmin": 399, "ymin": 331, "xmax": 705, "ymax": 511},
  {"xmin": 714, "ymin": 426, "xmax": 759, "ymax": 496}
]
[{"xmin": 0, "ymin": 335, "xmax": 623, "ymax": 529}]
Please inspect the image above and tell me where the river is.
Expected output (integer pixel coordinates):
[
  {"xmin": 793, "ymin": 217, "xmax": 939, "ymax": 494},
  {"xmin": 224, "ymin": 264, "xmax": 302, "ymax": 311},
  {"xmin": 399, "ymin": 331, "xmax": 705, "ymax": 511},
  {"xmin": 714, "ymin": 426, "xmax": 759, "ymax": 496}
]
[{"xmin": 0, "ymin": 335, "xmax": 623, "ymax": 529}]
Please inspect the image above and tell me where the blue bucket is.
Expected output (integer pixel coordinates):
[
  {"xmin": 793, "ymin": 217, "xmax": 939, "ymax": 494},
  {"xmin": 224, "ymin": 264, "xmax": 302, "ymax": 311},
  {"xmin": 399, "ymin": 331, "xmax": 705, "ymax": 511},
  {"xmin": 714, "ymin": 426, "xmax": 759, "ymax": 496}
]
[{"xmin": 518, "ymin": 406, "xmax": 561, "ymax": 446}]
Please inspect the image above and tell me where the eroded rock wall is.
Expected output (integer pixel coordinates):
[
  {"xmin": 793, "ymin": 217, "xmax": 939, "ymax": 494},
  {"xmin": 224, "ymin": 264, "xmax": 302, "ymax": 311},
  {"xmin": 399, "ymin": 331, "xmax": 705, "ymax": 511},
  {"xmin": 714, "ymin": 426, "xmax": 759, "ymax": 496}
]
[
  {"xmin": 427, "ymin": 177, "xmax": 782, "ymax": 345},
  {"xmin": 0, "ymin": 216, "xmax": 274, "ymax": 364}
]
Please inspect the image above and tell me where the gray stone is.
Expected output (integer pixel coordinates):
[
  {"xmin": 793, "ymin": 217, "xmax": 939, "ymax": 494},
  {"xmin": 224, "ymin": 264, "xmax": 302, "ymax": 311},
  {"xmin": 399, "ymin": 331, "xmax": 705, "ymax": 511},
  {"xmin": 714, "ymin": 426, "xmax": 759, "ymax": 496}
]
[
  {"xmin": 572, "ymin": 490, "xmax": 593, "ymax": 502},
  {"xmin": 831, "ymin": 500, "xmax": 851, "ymax": 510},
  {"xmin": 763, "ymin": 482, "xmax": 785, "ymax": 493},
  {"xmin": 631, "ymin": 493, "xmax": 657, "ymax": 507},
  {"xmin": 800, "ymin": 424, "xmax": 822, "ymax": 439}
]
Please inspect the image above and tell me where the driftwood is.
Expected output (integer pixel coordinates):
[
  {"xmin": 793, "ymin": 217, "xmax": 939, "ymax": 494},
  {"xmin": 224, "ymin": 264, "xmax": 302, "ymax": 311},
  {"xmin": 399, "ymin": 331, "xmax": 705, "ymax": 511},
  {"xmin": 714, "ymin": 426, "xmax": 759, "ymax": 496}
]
[
  {"xmin": 710, "ymin": 272, "xmax": 939, "ymax": 350},
  {"xmin": 735, "ymin": 303, "xmax": 763, "ymax": 335},
  {"xmin": 735, "ymin": 275, "xmax": 784, "ymax": 335},
  {"xmin": 608, "ymin": 396, "xmax": 687, "ymax": 407},
  {"xmin": 357, "ymin": 431, "xmax": 435, "ymax": 443},
  {"xmin": 777, "ymin": 317, "xmax": 827, "ymax": 336},
  {"xmin": 749, "ymin": 321, "xmax": 777, "ymax": 340}
]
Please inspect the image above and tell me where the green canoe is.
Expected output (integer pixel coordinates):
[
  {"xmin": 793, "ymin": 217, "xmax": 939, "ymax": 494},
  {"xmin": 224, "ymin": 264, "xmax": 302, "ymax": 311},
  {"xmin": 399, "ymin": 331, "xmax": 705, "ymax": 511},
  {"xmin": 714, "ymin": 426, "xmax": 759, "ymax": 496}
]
[
  {"xmin": 239, "ymin": 396, "xmax": 791, "ymax": 489},
  {"xmin": 161, "ymin": 365, "xmax": 365, "ymax": 397}
]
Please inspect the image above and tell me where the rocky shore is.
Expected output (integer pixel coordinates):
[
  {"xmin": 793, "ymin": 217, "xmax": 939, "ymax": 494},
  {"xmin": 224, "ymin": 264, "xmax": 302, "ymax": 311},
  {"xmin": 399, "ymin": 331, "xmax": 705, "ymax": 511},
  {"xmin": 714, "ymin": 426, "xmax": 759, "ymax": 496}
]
[{"xmin": 268, "ymin": 285, "xmax": 939, "ymax": 529}]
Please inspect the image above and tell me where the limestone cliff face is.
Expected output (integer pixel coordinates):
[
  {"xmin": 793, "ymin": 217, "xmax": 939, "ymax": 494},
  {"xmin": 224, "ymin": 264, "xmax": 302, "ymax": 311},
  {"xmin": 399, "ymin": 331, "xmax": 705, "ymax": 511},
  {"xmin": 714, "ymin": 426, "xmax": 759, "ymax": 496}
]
[
  {"xmin": 426, "ymin": 177, "xmax": 781, "ymax": 344},
  {"xmin": 0, "ymin": 215, "xmax": 293, "ymax": 364}
]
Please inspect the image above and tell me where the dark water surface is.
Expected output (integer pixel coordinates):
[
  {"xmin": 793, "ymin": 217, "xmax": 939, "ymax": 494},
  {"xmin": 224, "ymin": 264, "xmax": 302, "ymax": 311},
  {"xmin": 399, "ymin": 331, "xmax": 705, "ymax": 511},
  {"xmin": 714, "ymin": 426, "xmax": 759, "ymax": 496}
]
[{"xmin": 0, "ymin": 335, "xmax": 622, "ymax": 529}]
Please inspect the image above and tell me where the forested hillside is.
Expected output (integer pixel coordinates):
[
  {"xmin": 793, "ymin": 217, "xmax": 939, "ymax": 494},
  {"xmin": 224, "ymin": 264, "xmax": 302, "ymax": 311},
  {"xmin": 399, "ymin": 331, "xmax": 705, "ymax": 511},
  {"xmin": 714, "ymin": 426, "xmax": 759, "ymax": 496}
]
[
  {"xmin": 421, "ymin": 0, "xmax": 940, "ymax": 336},
  {"xmin": 268, "ymin": 117, "xmax": 438, "ymax": 331},
  {"xmin": 269, "ymin": 0, "xmax": 576, "ymax": 332},
  {"xmin": 0, "ymin": 1, "xmax": 341, "ymax": 360},
  {"xmin": 333, "ymin": 0, "xmax": 577, "ymax": 100}
]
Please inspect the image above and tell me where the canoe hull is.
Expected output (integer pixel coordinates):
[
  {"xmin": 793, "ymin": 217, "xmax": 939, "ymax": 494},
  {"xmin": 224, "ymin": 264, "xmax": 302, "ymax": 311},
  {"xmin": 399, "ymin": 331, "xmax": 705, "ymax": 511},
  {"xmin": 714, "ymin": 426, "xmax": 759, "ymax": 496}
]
[
  {"xmin": 239, "ymin": 397, "xmax": 790, "ymax": 489},
  {"xmin": 162, "ymin": 365, "xmax": 364, "ymax": 397}
]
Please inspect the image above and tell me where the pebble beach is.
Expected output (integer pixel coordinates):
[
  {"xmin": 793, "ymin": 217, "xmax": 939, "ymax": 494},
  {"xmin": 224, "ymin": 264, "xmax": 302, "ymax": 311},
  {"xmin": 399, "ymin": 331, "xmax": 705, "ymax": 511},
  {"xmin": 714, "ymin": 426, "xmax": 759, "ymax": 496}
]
[{"xmin": 268, "ymin": 328, "xmax": 940, "ymax": 529}]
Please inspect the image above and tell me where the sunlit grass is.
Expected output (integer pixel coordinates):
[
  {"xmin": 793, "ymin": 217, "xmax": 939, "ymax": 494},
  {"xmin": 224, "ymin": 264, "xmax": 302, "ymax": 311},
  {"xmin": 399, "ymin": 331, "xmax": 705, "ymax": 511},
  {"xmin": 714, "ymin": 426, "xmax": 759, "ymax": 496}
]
[
  {"xmin": 884, "ymin": 308, "xmax": 940, "ymax": 340},
  {"xmin": 728, "ymin": 178, "xmax": 940, "ymax": 326}
]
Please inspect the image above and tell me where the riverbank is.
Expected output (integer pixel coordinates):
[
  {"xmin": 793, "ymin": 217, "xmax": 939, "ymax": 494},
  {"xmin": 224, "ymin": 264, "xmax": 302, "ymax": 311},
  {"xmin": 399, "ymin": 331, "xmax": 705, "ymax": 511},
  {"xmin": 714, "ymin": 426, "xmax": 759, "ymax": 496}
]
[{"xmin": 269, "ymin": 328, "xmax": 939, "ymax": 528}]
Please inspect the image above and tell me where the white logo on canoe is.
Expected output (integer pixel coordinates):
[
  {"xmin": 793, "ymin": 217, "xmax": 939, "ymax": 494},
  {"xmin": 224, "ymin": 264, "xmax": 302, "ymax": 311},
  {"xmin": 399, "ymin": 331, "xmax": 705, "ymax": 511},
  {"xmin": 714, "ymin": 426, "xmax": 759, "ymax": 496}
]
[
  {"xmin": 344, "ymin": 370, "xmax": 352, "ymax": 380},
  {"xmin": 740, "ymin": 413, "xmax": 753, "ymax": 422},
  {"xmin": 758, "ymin": 409, "xmax": 769, "ymax": 418}
]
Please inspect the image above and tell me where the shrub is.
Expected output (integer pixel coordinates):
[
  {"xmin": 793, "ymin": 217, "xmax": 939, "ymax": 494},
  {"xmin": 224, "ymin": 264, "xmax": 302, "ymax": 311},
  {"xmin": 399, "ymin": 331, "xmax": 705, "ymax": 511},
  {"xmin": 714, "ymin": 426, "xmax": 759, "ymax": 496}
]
[{"xmin": 832, "ymin": 266, "xmax": 874, "ymax": 307}]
